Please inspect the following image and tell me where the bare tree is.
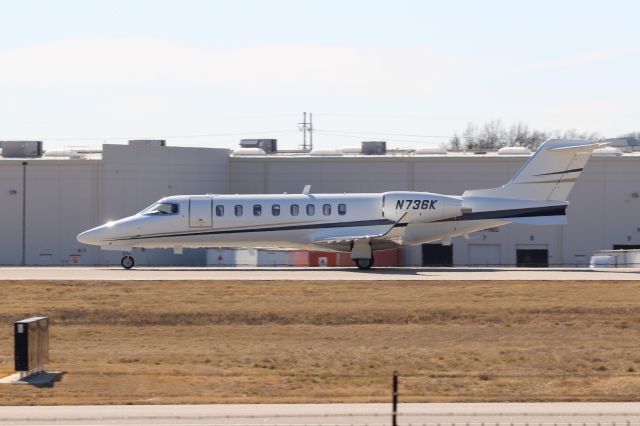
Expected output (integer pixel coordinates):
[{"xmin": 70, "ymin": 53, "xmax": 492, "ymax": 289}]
[
  {"xmin": 448, "ymin": 133, "xmax": 462, "ymax": 151},
  {"xmin": 525, "ymin": 130, "xmax": 549, "ymax": 149},
  {"xmin": 507, "ymin": 122, "xmax": 530, "ymax": 147},
  {"xmin": 560, "ymin": 128, "xmax": 600, "ymax": 140},
  {"xmin": 462, "ymin": 123, "xmax": 478, "ymax": 150},
  {"xmin": 479, "ymin": 119, "xmax": 506, "ymax": 150}
]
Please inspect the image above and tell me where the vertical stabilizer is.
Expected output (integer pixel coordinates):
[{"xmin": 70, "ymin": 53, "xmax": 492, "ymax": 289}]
[{"xmin": 464, "ymin": 139, "xmax": 604, "ymax": 201}]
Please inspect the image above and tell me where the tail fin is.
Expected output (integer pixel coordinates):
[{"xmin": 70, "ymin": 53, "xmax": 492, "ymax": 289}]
[{"xmin": 464, "ymin": 139, "xmax": 605, "ymax": 201}]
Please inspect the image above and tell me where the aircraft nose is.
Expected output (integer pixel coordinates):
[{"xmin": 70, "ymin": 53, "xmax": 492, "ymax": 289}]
[{"xmin": 77, "ymin": 225, "xmax": 108, "ymax": 246}]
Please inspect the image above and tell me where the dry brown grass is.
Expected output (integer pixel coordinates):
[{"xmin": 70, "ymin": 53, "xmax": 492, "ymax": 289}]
[{"xmin": 0, "ymin": 279, "xmax": 640, "ymax": 405}]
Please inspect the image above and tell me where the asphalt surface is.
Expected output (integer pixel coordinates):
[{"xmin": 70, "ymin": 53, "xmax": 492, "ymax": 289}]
[
  {"xmin": 0, "ymin": 266, "xmax": 638, "ymax": 280},
  {"xmin": 1, "ymin": 402, "xmax": 640, "ymax": 425}
]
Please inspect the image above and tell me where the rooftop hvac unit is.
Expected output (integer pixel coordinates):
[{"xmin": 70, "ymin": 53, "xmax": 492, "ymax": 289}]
[
  {"xmin": 128, "ymin": 139, "xmax": 166, "ymax": 147},
  {"xmin": 0, "ymin": 141, "xmax": 43, "ymax": 158},
  {"xmin": 361, "ymin": 141, "xmax": 386, "ymax": 155},
  {"xmin": 240, "ymin": 139, "xmax": 277, "ymax": 153}
]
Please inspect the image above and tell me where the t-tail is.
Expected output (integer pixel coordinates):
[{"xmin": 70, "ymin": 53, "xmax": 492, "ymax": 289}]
[
  {"xmin": 464, "ymin": 139, "xmax": 605, "ymax": 201},
  {"xmin": 461, "ymin": 139, "xmax": 605, "ymax": 226}
]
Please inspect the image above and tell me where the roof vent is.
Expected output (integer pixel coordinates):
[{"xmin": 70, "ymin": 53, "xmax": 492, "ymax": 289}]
[
  {"xmin": 0, "ymin": 141, "xmax": 43, "ymax": 158},
  {"xmin": 592, "ymin": 146, "xmax": 623, "ymax": 157},
  {"xmin": 415, "ymin": 147, "xmax": 448, "ymax": 155},
  {"xmin": 361, "ymin": 141, "xmax": 386, "ymax": 155},
  {"xmin": 232, "ymin": 147, "xmax": 267, "ymax": 156},
  {"xmin": 128, "ymin": 139, "xmax": 166, "ymax": 147},
  {"xmin": 310, "ymin": 148, "xmax": 344, "ymax": 156},
  {"xmin": 497, "ymin": 146, "xmax": 532, "ymax": 155},
  {"xmin": 240, "ymin": 139, "xmax": 277, "ymax": 153}
]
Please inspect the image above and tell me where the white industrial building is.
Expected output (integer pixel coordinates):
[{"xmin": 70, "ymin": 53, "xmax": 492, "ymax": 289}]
[{"xmin": 0, "ymin": 139, "xmax": 638, "ymax": 267}]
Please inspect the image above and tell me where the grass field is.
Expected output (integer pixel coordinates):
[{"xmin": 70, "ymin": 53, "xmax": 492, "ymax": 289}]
[{"xmin": 1, "ymin": 279, "xmax": 640, "ymax": 405}]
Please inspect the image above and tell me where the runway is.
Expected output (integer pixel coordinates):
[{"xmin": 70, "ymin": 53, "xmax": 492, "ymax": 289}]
[
  {"xmin": 1, "ymin": 402, "xmax": 640, "ymax": 425},
  {"xmin": 0, "ymin": 266, "xmax": 638, "ymax": 281}
]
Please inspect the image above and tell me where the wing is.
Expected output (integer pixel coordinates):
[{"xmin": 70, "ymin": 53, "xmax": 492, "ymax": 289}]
[{"xmin": 312, "ymin": 213, "xmax": 408, "ymax": 252}]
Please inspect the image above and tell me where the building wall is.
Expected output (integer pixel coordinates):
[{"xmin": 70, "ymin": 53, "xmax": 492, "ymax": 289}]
[
  {"xmin": 0, "ymin": 160, "xmax": 101, "ymax": 265},
  {"xmin": 2, "ymin": 148, "xmax": 638, "ymax": 266},
  {"xmin": 0, "ymin": 161, "xmax": 28, "ymax": 265},
  {"xmin": 0, "ymin": 144, "xmax": 230, "ymax": 266}
]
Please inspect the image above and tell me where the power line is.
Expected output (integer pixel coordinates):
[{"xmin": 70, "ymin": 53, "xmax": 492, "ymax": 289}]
[
  {"xmin": 31, "ymin": 130, "xmax": 298, "ymax": 142},
  {"xmin": 316, "ymin": 129, "xmax": 453, "ymax": 139},
  {"xmin": 298, "ymin": 112, "xmax": 313, "ymax": 151}
]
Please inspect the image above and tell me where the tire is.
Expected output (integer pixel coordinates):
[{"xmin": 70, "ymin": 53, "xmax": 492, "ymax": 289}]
[
  {"xmin": 121, "ymin": 255, "xmax": 135, "ymax": 270},
  {"xmin": 355, "ymin": 256, "xmax": 375, "ymax": 270}
]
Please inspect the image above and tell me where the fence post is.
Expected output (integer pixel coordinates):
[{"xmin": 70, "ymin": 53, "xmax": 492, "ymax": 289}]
[{"xmin": 392, "ymin": 370, "xmax": 398, "ymax": 426}]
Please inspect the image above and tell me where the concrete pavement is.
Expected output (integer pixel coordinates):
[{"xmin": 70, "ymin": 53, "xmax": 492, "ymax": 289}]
[{"xmin": 1, "ymin": 402, "xmax": 640, "ymax": 425}]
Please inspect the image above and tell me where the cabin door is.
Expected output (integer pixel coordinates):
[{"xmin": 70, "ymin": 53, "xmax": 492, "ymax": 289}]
[{"xmin": 189, "ymin": 198, "xmax": 213, "ymax": 227}]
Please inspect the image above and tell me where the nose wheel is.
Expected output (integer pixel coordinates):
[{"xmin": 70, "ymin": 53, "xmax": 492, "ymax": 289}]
[
  {"xmin": 121, "ymin": 255, "xmax": 135, "ymax": 269},
  {"xmin": 354, "ymin": 256, "xmax": 374, "ymax": 270}
]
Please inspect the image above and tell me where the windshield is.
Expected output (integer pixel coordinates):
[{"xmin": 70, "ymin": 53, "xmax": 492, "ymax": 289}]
[{"xmin": 140, "ymin": 202, "xmax": 179, "ymax": 215}]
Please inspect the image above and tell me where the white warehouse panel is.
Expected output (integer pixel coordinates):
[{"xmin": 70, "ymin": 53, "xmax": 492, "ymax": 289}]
[
  {"xmin": 0, "ymin": 162, "xmax": 25, "ymax": 265},
  {"xmin": 24, "ymin": 162, "xmax": 101, "ymax": 265},
  {"xmin": 468, "ymin": 244, "xmax": 501, "ymax": 266}
]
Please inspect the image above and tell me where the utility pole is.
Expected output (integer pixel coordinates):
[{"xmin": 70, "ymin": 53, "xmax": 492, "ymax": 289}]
[
  {"xmin": 298, "ymin": 112, "xmax": 313, "ymax": 152},
  {"xmin": 309, "ymin": 113, "xmax": 313, "ymax": 152}
]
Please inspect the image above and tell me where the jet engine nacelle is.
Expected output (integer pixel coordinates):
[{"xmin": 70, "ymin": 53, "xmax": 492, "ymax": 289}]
[{"xmin": 382, "ymin": 191, "xmax": 463, "ymax": 223}]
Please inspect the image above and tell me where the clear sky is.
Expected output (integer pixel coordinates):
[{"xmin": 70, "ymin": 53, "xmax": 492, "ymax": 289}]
[{"xmin": 1, "ymin": 0, "xmax": 639, "ymax": 150}]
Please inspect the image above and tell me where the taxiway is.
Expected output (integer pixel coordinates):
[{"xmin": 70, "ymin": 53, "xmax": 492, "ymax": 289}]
[
  {"xmin": 1, "ymin": 402, "xmax": 640, "ymax": 425},
  {"xmin": 0, "ymin": 266, "xmax": 637, "ymax": 281}
]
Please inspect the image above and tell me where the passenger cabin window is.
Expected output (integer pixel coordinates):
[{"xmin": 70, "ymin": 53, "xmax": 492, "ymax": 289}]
[
  {"xmin": 338, "ymin": 203, "xmax": 347, "ymax": 216},
  {"xmin": 306, "ymin": 204, "xmax": 315, "ymax": 216},
  {"xmin": 272, "ymin": 204, "xmax": 280, "ymax": 216},
  {"xmin": 234, "ymin": 205, "xmax": 243, "ymax": 216},
  {"xmin": 323, "ymin": 204, "xmax": 331, "ymax": 216},
  {"xmin": 215, "ymin": 205, "xmax": 224, "ymax": 217},
  {"xmin": 253, "ymin": 204, "xmax": 262, "ymax": 216},
  {"xmin": 290, "ymin": 204, "xmax": 299, "ymax": 216},
  {"xmin": 144, "ymin": 202, "xmax": 179, "ymax": 215}
]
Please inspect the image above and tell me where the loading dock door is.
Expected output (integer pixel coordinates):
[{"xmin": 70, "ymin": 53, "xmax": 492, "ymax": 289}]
[
  {"xmin": 516, "ymin": 245, "xmax": 548, "ymax": 267},
  {"xmin": 468, "ymin": 244, "xmax": 501, "ymax": 266},
  {"xmin": 189, "ymin": 198, "xmax": 212, "ymax": 227},
  {"xmin": 422, "ymin": 244, "xmax": 453, "ymax": 266}
]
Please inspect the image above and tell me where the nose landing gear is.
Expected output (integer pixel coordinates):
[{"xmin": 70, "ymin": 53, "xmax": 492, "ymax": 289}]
[{"xmin": 121, "ymin": 255, "xmax": 135, "ymax": 269}]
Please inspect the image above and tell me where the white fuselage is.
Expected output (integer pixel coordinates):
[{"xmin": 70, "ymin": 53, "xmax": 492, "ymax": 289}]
[{"xmin": 76, "ymin": 191, "xmax": 566, "ymax": 252}]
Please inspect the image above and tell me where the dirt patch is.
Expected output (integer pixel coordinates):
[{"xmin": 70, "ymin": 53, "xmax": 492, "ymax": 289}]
[{"xmin": 0, "ymin": 279, "xmax": 639, "ymax": 404}]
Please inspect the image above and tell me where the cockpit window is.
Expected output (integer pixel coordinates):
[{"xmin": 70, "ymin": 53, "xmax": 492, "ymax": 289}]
[{"xmin": 142, "ymin": 202, "xmax": 179, "ymax": 215}]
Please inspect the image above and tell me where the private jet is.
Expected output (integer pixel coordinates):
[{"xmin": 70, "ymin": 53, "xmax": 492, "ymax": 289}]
[{"xmin": 77, "ymin": 139, "xmax": 603, "ymax": 269}]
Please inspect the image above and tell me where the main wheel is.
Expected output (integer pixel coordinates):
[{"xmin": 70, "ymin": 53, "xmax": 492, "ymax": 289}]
[
  {"xmin": 121, "ymin": 255, "xmax": 135, "ymax": 269},
  {"xmin": 355, "ymin": 257, "xmax": 375, "ymax": 270}
]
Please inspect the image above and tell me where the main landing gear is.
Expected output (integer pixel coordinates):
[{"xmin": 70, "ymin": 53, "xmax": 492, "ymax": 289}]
[
  {"xmin": 351, "ymin": 239, "xmax": 375, "ymax": 270},
  {"xmin": 354, "ymin": 256, "xmax": 375, "ymax": 270},
  {"xmin": 121, "ymin": 255, "xmax": 135, "ymax": 270}
]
